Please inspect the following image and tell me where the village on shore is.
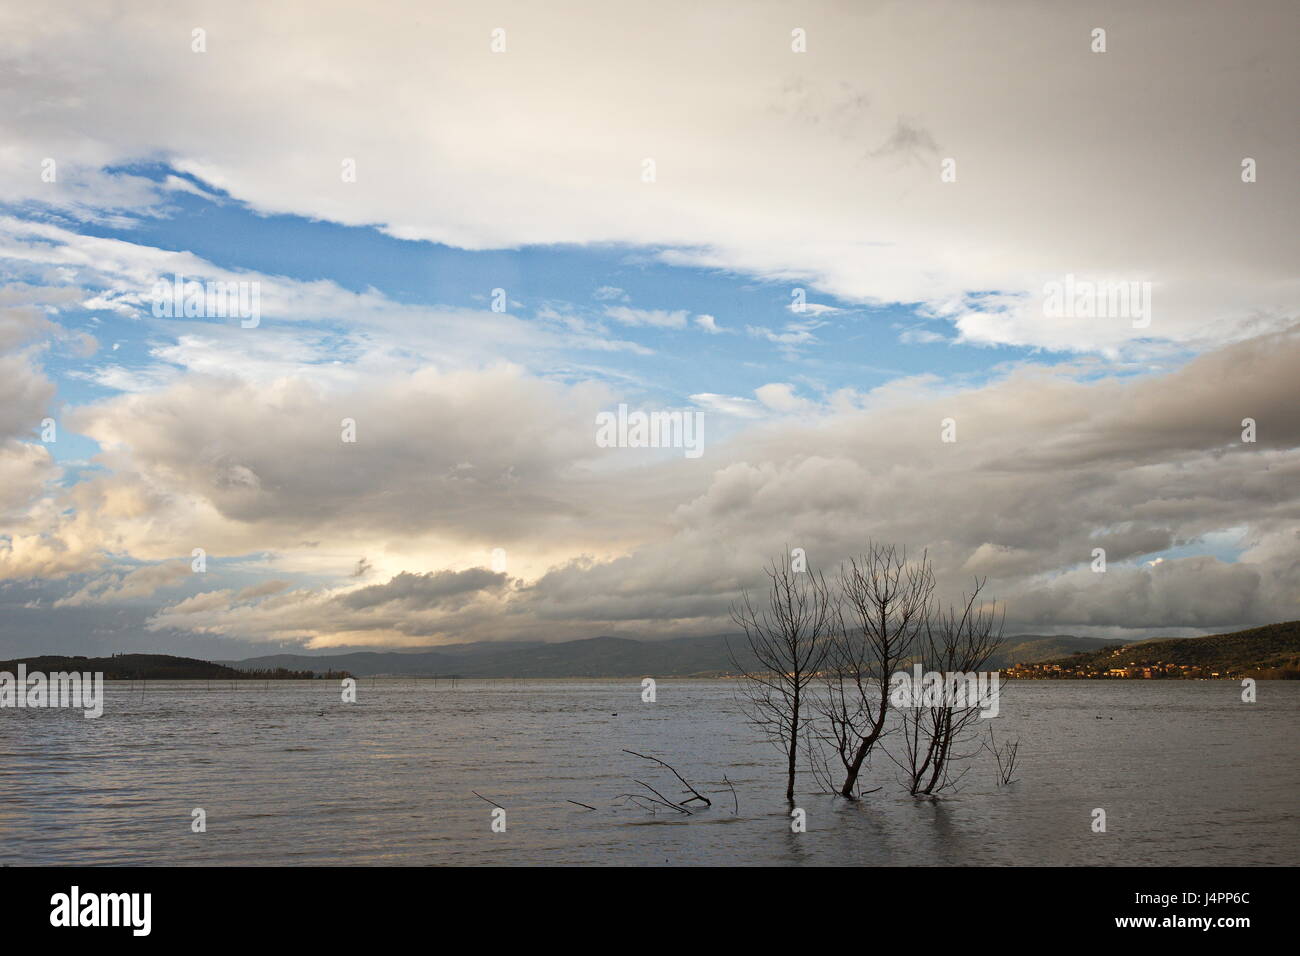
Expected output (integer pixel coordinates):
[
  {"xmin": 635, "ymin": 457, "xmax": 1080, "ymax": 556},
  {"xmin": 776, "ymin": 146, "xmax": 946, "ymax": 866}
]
[{"xmin": 1002, "ymin": 656, "xmax": 1228, "ymax": 680}]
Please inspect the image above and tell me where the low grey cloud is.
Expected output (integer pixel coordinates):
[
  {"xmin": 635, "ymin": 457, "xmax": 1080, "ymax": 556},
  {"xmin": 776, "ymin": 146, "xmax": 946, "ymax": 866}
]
[
  {"xmin": 116, "ymin": 327, "xmax": 1300, "ymax": 648},
  {"xmin": 339, "ymin": 569, "xmax": 508, "ymax": 611}
]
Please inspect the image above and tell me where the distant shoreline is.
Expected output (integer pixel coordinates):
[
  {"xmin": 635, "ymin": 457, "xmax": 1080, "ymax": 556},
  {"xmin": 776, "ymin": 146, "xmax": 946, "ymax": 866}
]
[
  {"xmin": 6, "ymin": 619, "xmax": 1297, "ymax": 681},
  {"xmin": 0, "ymin": 654, "xmax": 352, "ymax": 682},
  {"xmin": 41, "ymin": 674, "xmax": 1290, "ymax": 683}
]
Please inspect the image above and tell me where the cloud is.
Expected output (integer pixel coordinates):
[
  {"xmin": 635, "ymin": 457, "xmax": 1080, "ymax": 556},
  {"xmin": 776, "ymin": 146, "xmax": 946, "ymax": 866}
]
[
  {"xmin": 0, "ymin": 1, "xmax": 1292, "ymax": 355},
  {"xmin": 338, "ymin": 568, "xmax": 507, "ymax": 611},
  {"xmin": 58, "ymin": 326, "xmax": 1293, "ymax": 645},
  {"xmin": 754, "ymin": 383, "xmax": 813, "ymax": 413},
  {"xmin": 0, "ymin": 284, "xmax": 86, "ymax": 351},
  {"xmin": 746, "ymin": 323, "xmax": 821, "ymax": 352},
  {"xmin": 0, "ymin": 217, "xmax": 655, "ymax": 369},
  {"xmin": 149, "ymin": 568, "xmax": 515, "ymax": 646},
  {"xmin": 236, "ymin": 579, "xmax": 290, "ymax": 600},
  {"xmin": 787, "ymin": 301, "xmax": 841, "ymax": 317},
  {"xmin": 603, "ymin": 306, "xmax": 689, "ymax": 329},
  {"xmin": 690, "ymin": 393, "xmax": 765, "ymax": 419},
  {"xmin": 0, "ymin": 441, "xmax": 58, "ymax": 520},
  {"xmin": 0, "ymin": 286, "xmax": 70, "ymax": 562},
  {"xmin": 63, "ymin": 364, "xmax": 623, "ymax": 553},
  {"xmin": 53, "ymin": 560, "xmax": 192, "ymax": 607},
  {"xmin": 0, "ymin": 352, "xmax": 56, "ymax": 442},
  {"xmin": 899, "ymin": 328, "xmax": 947, "ymax": 345}
]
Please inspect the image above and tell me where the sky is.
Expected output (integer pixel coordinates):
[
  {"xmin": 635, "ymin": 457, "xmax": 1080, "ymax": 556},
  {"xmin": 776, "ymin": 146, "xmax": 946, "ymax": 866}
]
[{"xmin": 0, "ymin": 0, "xmax": 1297, "ymax": 658}]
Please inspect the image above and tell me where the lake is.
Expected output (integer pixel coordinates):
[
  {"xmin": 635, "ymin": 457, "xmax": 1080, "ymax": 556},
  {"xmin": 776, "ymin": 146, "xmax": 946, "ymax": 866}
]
[{"xmin": 1, "ymin": 679, "xmax": 1295, "ymax": 865}]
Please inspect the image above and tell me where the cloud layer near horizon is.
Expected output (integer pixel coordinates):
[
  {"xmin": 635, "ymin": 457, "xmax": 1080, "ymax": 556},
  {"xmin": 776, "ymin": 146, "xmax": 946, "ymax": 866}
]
[{"xmin": 5, "ymin": 322, "xmax": 1295, "ymax": 647}]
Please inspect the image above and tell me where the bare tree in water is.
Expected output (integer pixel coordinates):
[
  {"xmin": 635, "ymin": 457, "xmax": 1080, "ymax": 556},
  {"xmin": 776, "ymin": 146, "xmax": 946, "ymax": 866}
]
[
  {"xmin": 818, "ymin": 545, "xmax": 935, "ymax": 798},
  {"xmin": 730, "ymin": 554, "xmax": 834, "ymax": 802},
  {"xmin": 892, "ymin": 579, "xmax": 1004, "ymax": 795}
]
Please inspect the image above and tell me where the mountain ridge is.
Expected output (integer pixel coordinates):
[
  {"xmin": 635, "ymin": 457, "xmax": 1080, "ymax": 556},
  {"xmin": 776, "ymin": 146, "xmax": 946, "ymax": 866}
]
[{"xmin": 220, "ymin": 631, "xmax": 1119, "ymax": 678}]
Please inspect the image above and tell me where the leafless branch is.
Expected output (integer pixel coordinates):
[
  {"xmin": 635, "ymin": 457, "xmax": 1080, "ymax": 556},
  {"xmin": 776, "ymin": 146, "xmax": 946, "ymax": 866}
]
[
  {"xmin": 729, "ymin": 551, "xmax": 835, "ymax": 801},
  {"xmin": 818, "ymin": 543, "xmax": 936, "ymax": 798},
  {"xmin": 623, "ymin": 749, "xmax": 711, "ymax": 807},
  {"xmin": 985, "ymin": 724, "xmax": 1020, "ymax": 786}
]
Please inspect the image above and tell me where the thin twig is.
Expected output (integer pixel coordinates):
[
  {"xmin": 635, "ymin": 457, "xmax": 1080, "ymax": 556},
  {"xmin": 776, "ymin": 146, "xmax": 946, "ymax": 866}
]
[
  {"xmin": 633, "ymin": 779, "xmax": 693, "ymax": 814},
  {"xmin": 623, "ymin": 749, "xmax": 711, "ymax": 807},
  {"xmin": 722, "ymin": 775, "xmax": 739, "ymax": 814}
]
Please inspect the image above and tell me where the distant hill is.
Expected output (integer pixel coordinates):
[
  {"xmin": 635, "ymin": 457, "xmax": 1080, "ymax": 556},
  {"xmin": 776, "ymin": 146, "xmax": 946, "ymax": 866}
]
[
  {"xmin": 13, "ymin": 625, "xmax": 1290, "ymax": 682},
  {"xmin": 0, "ymin": 654, "xmax": 345, "ymax": 680},
  {"xmin": 1008, "ymin": 621, "xmax": 1300, "ymax": 679},
  {"xmin": 989, "ymin": 634, "xmax": 1114, "ymax": 668},
  {"xmin": 15, "ymin": 627, "xmax": 1286, "ymax": 681},
  {"xmin": 226, "ymin": 632, "xmax": 1121, "ymax": 678},
  {"xmin": 226, "ymin": 635, "xmax": 749, "ymax": 679}
]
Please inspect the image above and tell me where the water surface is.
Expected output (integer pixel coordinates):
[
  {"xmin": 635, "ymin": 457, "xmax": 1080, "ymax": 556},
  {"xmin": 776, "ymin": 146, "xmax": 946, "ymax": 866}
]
[{"xmin": 1, "ymin": 679, "xmax": 1294, "ymax": 865}]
